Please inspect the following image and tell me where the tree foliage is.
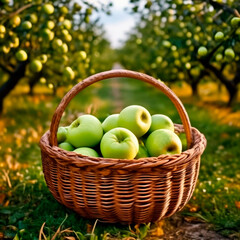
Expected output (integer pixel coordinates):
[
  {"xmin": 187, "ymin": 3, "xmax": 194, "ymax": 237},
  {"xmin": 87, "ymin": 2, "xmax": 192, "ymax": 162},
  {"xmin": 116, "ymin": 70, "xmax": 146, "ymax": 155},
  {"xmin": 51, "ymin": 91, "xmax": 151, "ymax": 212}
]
[
  {"xmin": 0, "ymin": 0, "xmax": 114, "ymax": 112},
  {"xmin": 119, "ymin": 0, "xmax": 240, "ymax": 105}
]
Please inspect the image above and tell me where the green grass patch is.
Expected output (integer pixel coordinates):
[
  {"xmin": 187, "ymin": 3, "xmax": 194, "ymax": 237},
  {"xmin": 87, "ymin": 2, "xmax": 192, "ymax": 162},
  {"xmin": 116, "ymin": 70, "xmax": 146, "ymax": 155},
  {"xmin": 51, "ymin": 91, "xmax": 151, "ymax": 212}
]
[{"xmin": 0, "ymin": 79, "xmax": 240, "ymax": 239}]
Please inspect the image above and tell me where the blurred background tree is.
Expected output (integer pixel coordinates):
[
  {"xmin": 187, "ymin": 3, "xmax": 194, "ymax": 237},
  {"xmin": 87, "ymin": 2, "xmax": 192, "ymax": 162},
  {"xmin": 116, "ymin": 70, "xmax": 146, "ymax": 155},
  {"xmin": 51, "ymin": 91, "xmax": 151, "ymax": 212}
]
[
  {"xmin": 118, "ymin": 0, "xmax": 240, "ymax": 106},
  {"xmin": 0, "ymin": 0, "xmax": 114, "ymax": 113}
]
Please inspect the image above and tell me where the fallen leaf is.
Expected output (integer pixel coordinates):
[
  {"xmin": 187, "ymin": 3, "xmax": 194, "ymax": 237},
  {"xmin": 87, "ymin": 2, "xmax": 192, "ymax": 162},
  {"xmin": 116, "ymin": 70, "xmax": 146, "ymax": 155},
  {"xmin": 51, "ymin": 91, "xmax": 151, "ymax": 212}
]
[
  {"xmin": 86, "ymin": 224, "xmax": 92, "ymax": 233},
  {"xmin": 150, "ymin": 221, "xmax": 164, "ymax": 237},
  {"xmin": 235, "ymin": 201, "xmax": 240, "ymax": 209},
  {"xmin": 0, "ymin": 193, "xmax": 6, "ymax": 205}
]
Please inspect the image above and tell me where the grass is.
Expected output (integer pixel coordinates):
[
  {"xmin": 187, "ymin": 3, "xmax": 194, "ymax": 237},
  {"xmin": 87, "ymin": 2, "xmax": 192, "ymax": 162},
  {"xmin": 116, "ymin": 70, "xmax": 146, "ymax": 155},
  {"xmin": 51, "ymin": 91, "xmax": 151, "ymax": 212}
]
[{"xmin": 0, "ymin": 78, "xmax": 240, "ymax": 239}]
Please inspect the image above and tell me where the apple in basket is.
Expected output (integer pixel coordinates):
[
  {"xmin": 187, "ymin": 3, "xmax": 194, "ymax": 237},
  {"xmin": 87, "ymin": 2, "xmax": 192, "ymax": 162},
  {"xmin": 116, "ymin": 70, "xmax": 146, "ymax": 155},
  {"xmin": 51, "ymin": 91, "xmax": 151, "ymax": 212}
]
[
  {"xmin": 146, "ymin": 129, "xmax": 182, "ymax": 157},
  {"xmin": 57, "ymin": 126, "xmax": 69, "ymax": 143},
  {"xmin": 118, "ymin": 105, "xmax": 151, "ymax": 138},
  {"xmin": 135, "ymin": 141, "xmax": 149, "ymax": 159},
  {"xmin": 73, "ymin": 147, "xmax": 99, "ymax": 157},
  {"xmin": 67, "ymin": 114, "xmax": 103, "ymax": 148},
  {"xmin": 58, "ymin": 142, "xmax": 74, "ymax": 151},
  {"xmin": 100, "ymin": 127, "xmax": 139, "ymax": 159},
  {"xmin": 149, "ymin": 114, "xmax": 174, "ymax": 133},
  {"xmin": 102, "ymin": 114, "xmax": 119, "ymax": 132}
]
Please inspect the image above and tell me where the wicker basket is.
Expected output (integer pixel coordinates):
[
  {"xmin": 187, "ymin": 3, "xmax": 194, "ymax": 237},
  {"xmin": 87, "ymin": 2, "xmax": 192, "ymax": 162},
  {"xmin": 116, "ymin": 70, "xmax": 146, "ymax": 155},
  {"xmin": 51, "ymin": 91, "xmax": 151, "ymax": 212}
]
[{"xmin": 39, "ymin": 69, "xmax": 207, "ymax": 224}]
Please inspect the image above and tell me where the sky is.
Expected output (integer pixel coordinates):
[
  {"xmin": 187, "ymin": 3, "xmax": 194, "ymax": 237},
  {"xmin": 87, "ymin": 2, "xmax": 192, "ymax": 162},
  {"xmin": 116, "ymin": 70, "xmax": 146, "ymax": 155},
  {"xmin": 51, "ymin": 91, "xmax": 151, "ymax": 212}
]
[{"xmin": 92, "ymin": 0, "xmax": 136, "ymax": 48}]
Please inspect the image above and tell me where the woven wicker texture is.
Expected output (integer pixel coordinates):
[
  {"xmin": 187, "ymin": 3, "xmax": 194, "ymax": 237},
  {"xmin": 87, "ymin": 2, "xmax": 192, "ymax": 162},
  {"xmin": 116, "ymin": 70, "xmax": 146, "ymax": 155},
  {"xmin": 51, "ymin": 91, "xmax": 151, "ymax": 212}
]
[{"xmin": 39, "ymin": 69, "xmax": 207, "ymax": 224}]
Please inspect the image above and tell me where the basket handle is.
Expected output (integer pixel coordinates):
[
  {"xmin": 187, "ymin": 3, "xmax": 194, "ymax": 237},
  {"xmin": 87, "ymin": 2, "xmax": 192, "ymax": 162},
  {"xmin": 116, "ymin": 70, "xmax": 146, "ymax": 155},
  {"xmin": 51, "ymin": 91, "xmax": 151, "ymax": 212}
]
[{"xmin": 49, "ymin": 69, "xmax": 192, "ymax": 148}]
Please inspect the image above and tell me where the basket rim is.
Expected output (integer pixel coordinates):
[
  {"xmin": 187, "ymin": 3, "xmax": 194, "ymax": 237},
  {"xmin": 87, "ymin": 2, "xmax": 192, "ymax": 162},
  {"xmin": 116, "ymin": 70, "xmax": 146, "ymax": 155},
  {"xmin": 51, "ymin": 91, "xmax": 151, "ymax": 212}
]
[{"xmin": 39, "ymin": 124, "xmax": 207, "ymax": 171}]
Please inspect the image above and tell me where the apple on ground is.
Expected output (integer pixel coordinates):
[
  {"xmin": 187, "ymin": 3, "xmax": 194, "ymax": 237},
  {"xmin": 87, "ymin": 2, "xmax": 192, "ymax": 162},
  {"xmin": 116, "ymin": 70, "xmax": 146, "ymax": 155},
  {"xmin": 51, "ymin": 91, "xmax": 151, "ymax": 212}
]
[
  {"xmin": 118, "ymin": 105, "xmax": 151, "ymax": 138},
  {"xmin": 149, "ymin": 114, "xmax": 174, "ymax": 133},
  {"xmin": 102, "ymin": 114, "xmax": 119, "ymax": 132},
  {"xmin": 146, "ymin": 129, "xmax": 182, "ymax": 156},
  {"xmin": 100, "ymin": 127, "xmax": 139, "ymax": 159},
  {"xmin": 67, "ymin": 114, "xmax": 103, "ymax": 148},
  {"xmin": 57, "ymin": 126, "xmax": 69, "ymax": 143},
  {"xmin": 74, "ymin": 147, "xmax": 99, "ymax": 157},
  {"xmin": 59, "ymin": 142, "xmax": 74, "ymax": 151}
]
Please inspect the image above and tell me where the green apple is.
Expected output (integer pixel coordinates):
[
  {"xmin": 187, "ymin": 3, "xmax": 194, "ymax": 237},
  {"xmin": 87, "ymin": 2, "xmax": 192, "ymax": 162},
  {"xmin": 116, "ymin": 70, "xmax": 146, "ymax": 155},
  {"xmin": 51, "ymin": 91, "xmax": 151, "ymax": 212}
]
[
  {"xmin": 15, "ymin": 50, "xmax": 28, "ymax": 61},
  {"xmin": 215, "ymin": 53, "xmax": 223, "ymax": 61},
  {"xmin": 30, "ymin": 59, "xmax": 42, "ymax": 72},
  {"xmin": 62, "ymin": 19, "xmax": 72, "ymax": 30},
  {"xmin": 146, "ymin": 129, "xmax": 182, "ymax": 156},
  {"xmin": 214, "ymin": 31, "xmax": 224, "ymax": 41},
  {"xmin": 74, "ymin": 3, "xmax": 82, "ymax": 11},
  {"xmin": 59, "ymin": 142, "xmax": 74, "ymax": 151},
  {"xmin": 47, "ymin": 20, "xmax": 55, "ymax": 30},
  {"xmin": 41, "ymin": 28, "xmax": 54, "ymax": 41},
  {"xmin": 57, "ymin": 126, "xmax": 68, "ymax": 143},
  {"xmin": 10, "ymin": 15, "xmax": 21, "ymax": 28},
  {"xmin": 74, "ymin": 147, "xmax": 99, "ymax": 157},
  {"xmin": 135, "ymin": 143, "xmax": 149, "ymax": 159},
  {"xmin": 231, "ymin": 17, "xmax": 240, "ymax": 27},
  {"xmin": 29, "ymin": 13, "xmax": 38, "ymax": 24},
  {"xmin": 0, "ymin": 25, "xmax": 6, "ymax": 35},
  {"xmin": 63, "ymin": 66, "xmax": 75, "ymax": 80},
  {"xmin": 118, "ymin": 105, "xmax": 151, "ymax": 138},
  {"xmin": 64, "ymin": 34, "xmax": 72, "ymax": 42},
  {"xmin": 198, "ymin": 46, "xmax": 208, "ymax": 57},
  {"xmin": 67, "ymin": 114, "xmax": 103, "ymax": 148},
  {"xmin": 38, "ymin": 54, "xmax": 48, "ymax": 63},
  {"xmin": 79, "ymin": 51, "xmax": 87, "ymax": 60},
  {"xmin": 22, "ymin": 21, "xmax": 32, "ymax": 30},
  {"xmin": 60, "ymin": 6, "xmax": 69, "ymax": 14},
  {"xmin": 60, "ymin": 43, "xmax": 68, "ymax": 53},
  {"xmin": 149, "ymin": 114, "xmax": 174, "ymax": 133},
  {"xmin": 162, "ymin": 40, "xmax": 171, "ymax": 48},
  {"xmin": 100, "ymin": 127, "xmax": 139, "ymax": 159},
  {"xmin": 224, "ymin": 48, "xmax": 235, "ymax": 60},
  {"xmin": 86, "ymin": 8, "xmax": 93, "ymax": 15},
  {"xmin": 102, "ymin": 114, "xmax": 119, "ymax": 132},
  {"xmin": 52, "ymin": 38, "xmax": 63, "ymax": 49},
  {"xmin": 42, "ymin": 3, "xmax": 54, "ymax": 14}
]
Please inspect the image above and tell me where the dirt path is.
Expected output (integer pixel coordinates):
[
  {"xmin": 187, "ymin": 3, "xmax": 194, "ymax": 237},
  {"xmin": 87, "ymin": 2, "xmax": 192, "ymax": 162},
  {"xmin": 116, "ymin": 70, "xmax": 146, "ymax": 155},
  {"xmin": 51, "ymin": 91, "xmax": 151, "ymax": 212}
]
[{"xmin": 109, "ymin": 63, "xmax": 125, "ymax": 112}]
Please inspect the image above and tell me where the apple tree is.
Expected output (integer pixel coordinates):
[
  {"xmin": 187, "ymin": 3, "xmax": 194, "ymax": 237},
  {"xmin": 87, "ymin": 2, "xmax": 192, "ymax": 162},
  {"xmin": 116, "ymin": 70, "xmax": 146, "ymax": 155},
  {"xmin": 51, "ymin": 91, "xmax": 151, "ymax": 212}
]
[
  {"xmin": 0, "ymin": 0, "xmax": 113, "ymax": 113},
  {"xmin": 119, "ymin": 0, "xmax": 240, "ymax": 105}
]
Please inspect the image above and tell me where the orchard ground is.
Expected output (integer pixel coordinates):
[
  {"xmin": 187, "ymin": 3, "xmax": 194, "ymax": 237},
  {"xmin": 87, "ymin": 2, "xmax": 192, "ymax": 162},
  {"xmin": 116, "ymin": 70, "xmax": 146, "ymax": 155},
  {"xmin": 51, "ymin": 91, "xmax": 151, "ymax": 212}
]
[{"xmin": 0, "ymin": 77, "xmax": 240, "ymax": 239}]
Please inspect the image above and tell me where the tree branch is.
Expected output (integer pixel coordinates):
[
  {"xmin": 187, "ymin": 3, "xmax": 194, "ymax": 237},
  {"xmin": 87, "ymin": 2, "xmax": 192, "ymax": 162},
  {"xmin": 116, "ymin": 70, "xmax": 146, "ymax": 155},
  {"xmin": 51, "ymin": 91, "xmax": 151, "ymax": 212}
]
[
  {"xmin": 208, "ymin": 0, "xmax": 240, "ymax": 17},
  {"xmin": 0, "ymin": 62, "xmax": 13, "ymax": 75},
  {"xmin": 8, "ymin": 3, "xmax": 33, "ymax": 18}
]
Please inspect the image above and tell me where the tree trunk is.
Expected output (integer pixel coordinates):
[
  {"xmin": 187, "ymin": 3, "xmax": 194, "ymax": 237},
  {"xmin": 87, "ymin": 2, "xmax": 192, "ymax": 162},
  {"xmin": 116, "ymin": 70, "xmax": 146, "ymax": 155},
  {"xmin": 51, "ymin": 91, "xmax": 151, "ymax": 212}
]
[
  {"xmin": 225, "ymin": 81, "xmax": 238, "ymax": 106},
  {"xmin": 0, "ymin": 61, "xmax": 27, "ymax": 113},
  {"xmin": 28, "ymin": 72, "xmax": 42, "ymax": 96},
  {"xmin": 191, "ymin": 81, "xmax": 199, "ymax": 97},
  {"xmin": 200, "ymin": 60, "xmax": 238, "ymax": 106}
]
